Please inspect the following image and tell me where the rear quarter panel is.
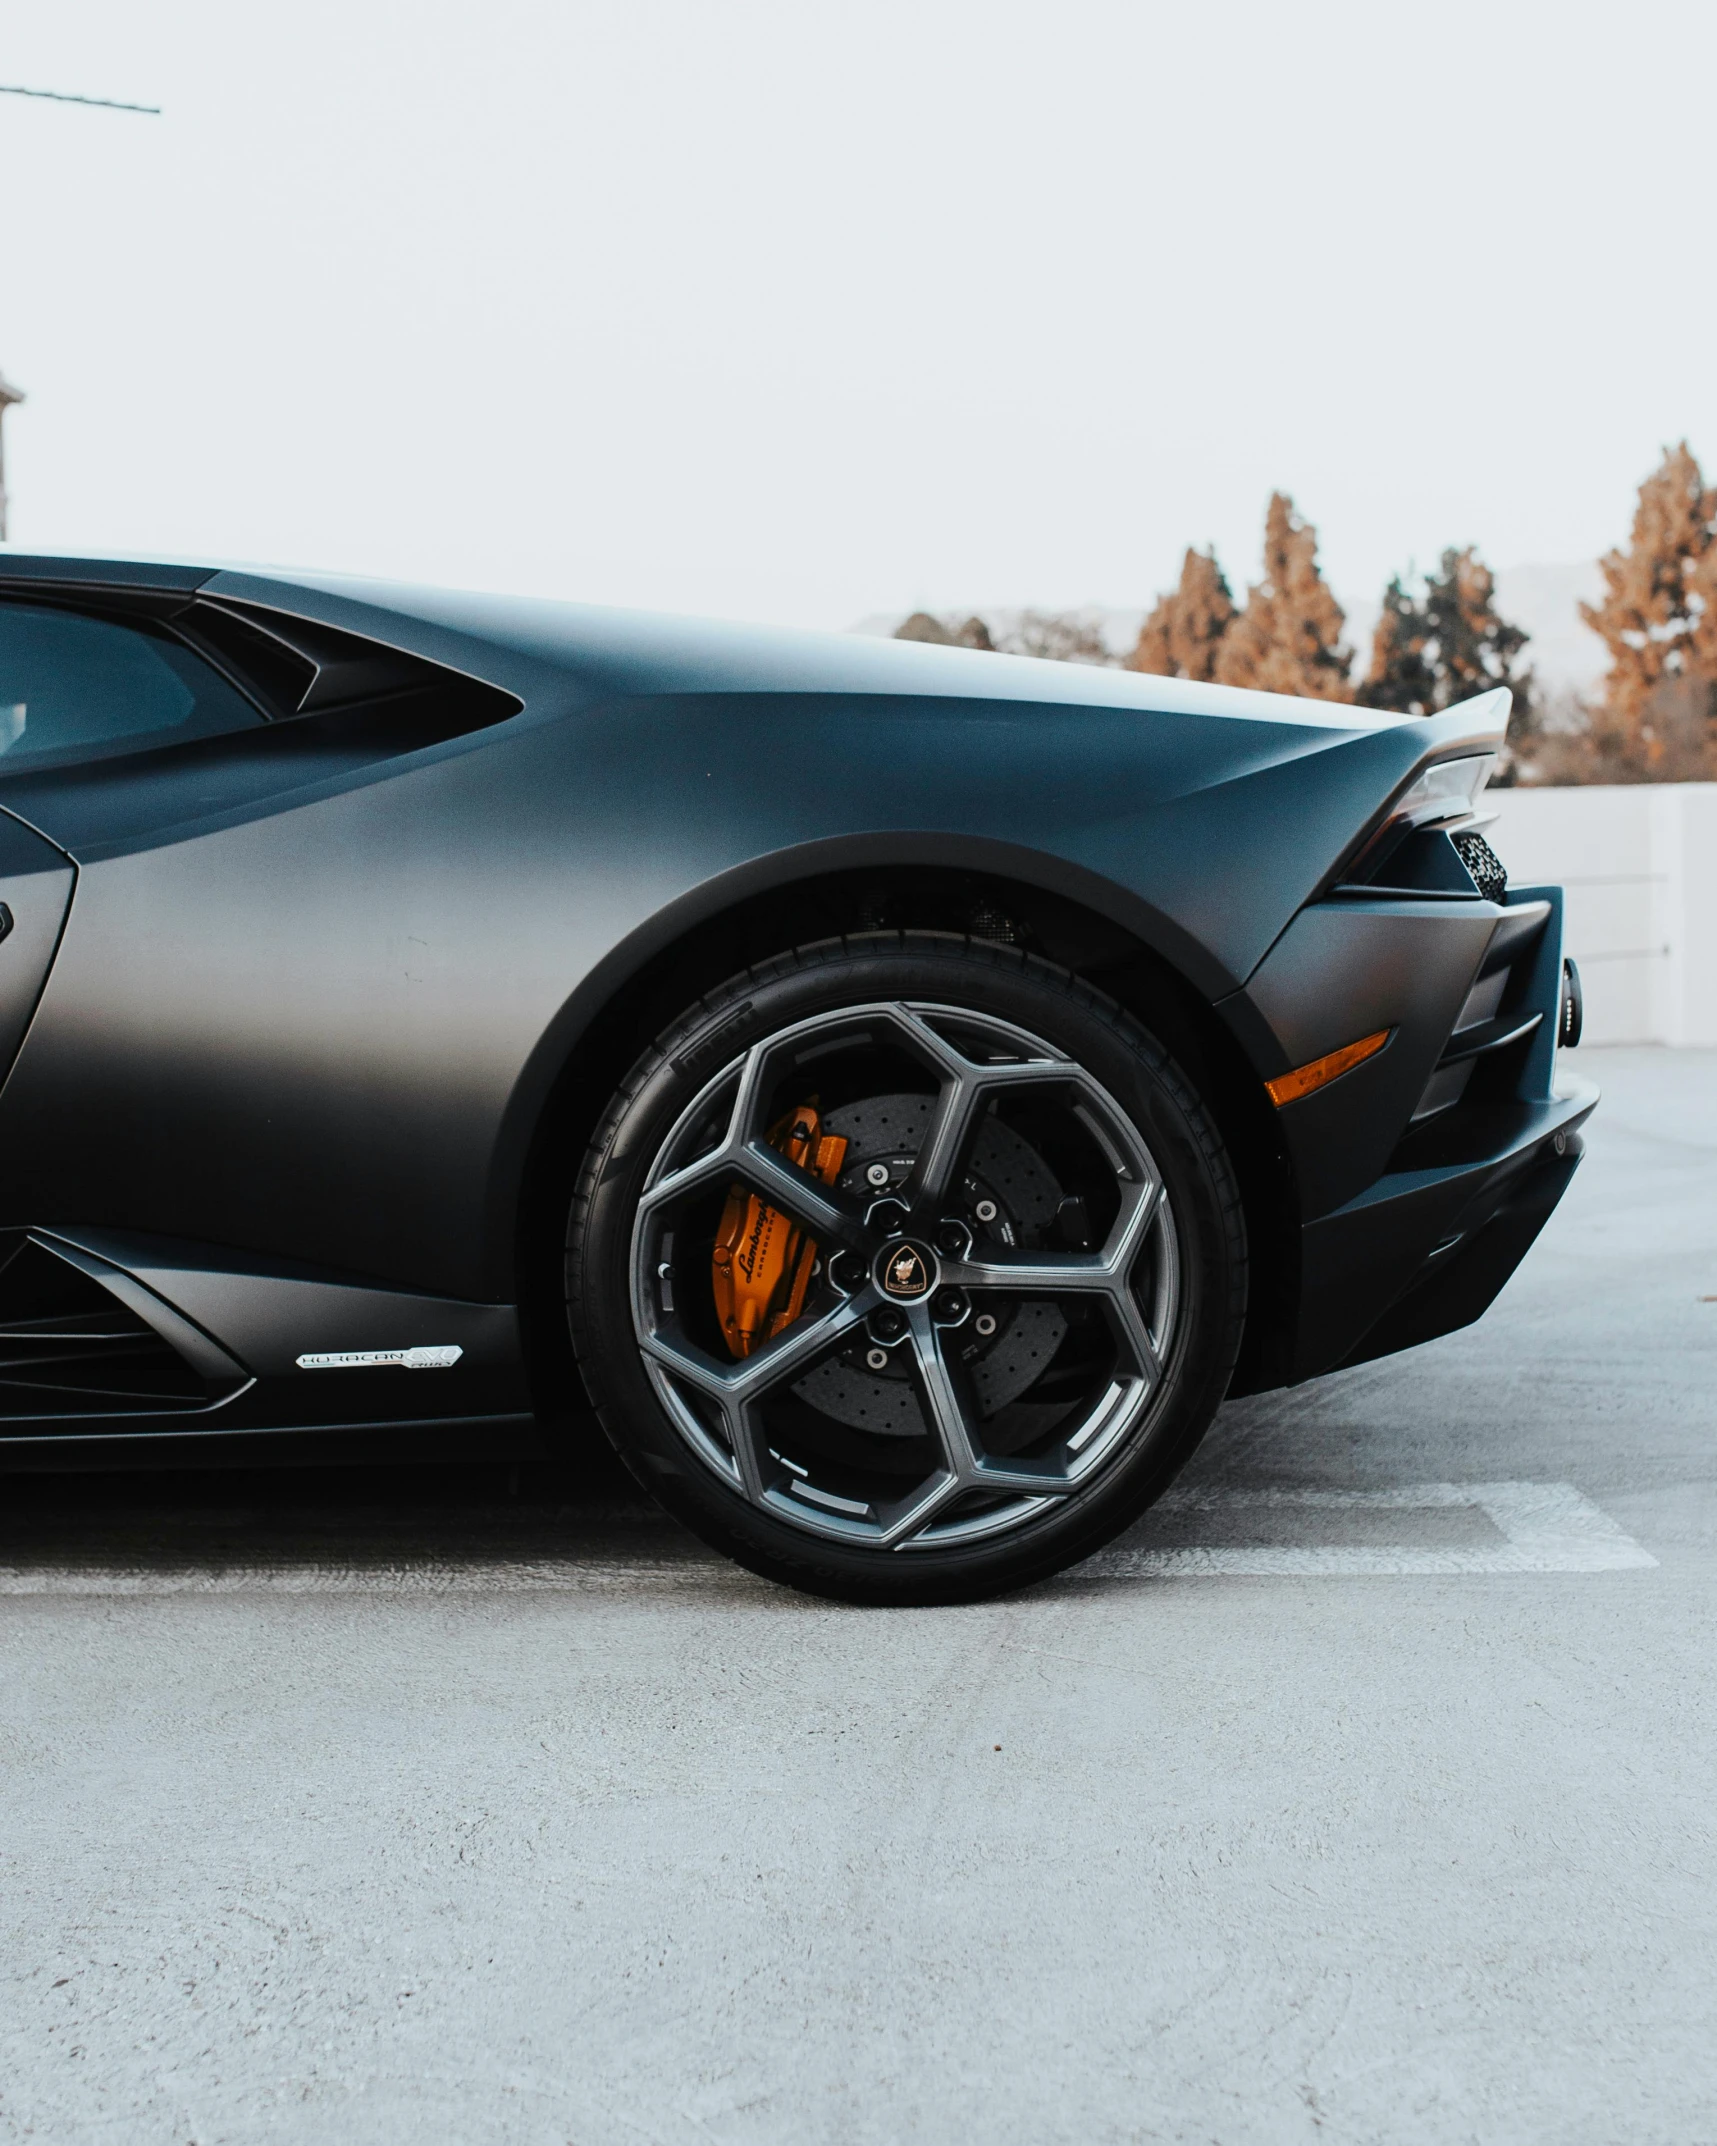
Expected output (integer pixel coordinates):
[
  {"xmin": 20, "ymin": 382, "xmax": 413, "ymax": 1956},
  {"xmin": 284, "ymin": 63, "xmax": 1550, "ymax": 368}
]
[{"xmin": 0, "ymin": 668, "xmax": 1432, "ymax": 1303}]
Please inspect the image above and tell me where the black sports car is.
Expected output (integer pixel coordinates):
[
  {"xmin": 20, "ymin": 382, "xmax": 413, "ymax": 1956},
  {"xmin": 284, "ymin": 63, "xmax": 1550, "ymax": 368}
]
[{"xmin": 0, "ymin": 552, "xmax": 1591, "ymax": 1600}]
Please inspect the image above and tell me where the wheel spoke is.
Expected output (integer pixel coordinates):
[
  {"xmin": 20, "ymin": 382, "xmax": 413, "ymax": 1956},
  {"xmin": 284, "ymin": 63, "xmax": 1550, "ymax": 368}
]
[
  {"xmin": 906, "ymin": 1304, "xmax": 982, "ymax": 1483},
  {"xmin": 971, "ymin": 1457, "xmax": 1077, "ymax": 1497},
  {"xmin": 720, "ymin": 1398, "xmax": 769, "ymax": 1501},
  {"xmin": 1100, "ymin": 1179, "xmax": 1166, "ymax": 1384},
  {"xmin": 1104, "ymin": 1176, "xmax": 1163, "ymax": 1270},
  {"xmin": 639, "ymin": 1289, "xmax": 873, "ymax": 1405},
  {"xmin": 876, "ymin": 1469, "xmax": 965, "ymax": 1545},
  {"xmin": 1106, "ymin": 1284, "xmax": 1164, "ymax": 1387},
  {"xmin": 907, "ymin": 1066, "xmax": 985, "ymax": 1209},
  {"xmin": 734, "ymin": 1139, "xmax": 866, "ymax": 1247},
  {"xmin": 907, "ymin": 1308, "xmax": 1077, "ymax": 1500},
  {"xmin": 635, "ymin": 1043, "xmax": 770, "ymax": 1215},
  {"xmin": 637, "ymin": 1040, "xmax": 867, "ymax": 1247},
  {"xmin": 635, "ymin": 1140, "xmax": 742, "ymax": 1219},
  {"xmin": 888, "ymin": 1006, "xmax": 1070, "ymax": 1209},
  {"xmin": 637, "ymin": 1321, "xmax": 742, "ymax": 1401},
  {"xmin": 725, "ymin": 1039, "xmax": 773, "ymax": 1150},
  {"xmin": 637, "ymin": 1129, "xmax": 866, "ymax": 1247},
  {"xmin": 942, "ymin": 1249, "xmax": 1114, "ymax": 1295},
  {"xmin": 728, "ymin": 1287, "xmax": 875, "ymax": 1399},
  {"xmin": 944, "ymin": 1177, "xmax": 1160, "ymax": 1297}
]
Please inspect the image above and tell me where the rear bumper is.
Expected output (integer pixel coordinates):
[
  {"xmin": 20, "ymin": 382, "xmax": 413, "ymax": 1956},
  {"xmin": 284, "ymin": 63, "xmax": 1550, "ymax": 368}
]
[
  {"xmin": 1291, "ymin": 1080, "xmax": 1596, "ymax": 1378},
  {"xmin": 1224, "ymin": 875, "xmax": 1597, "ymax": 1384}
]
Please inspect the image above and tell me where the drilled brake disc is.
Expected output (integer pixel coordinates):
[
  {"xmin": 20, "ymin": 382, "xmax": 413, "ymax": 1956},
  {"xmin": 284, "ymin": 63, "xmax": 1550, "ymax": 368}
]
[{"xmin": 788, "ymin": 1093, "xmax": 1069, "ymax": 1435}]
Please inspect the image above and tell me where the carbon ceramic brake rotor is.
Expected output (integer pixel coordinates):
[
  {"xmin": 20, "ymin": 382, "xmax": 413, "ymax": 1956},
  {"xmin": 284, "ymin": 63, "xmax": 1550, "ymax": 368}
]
[{"xmin": 789, "ymin": 1093, "xmax": 1068, "ymax": 1435}]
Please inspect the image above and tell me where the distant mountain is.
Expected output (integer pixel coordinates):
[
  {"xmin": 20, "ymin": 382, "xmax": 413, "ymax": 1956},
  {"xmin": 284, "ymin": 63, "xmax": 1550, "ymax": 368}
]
[{"xmin": 854, "ymin": 561, "xmax": 1610, "ymax": 702}]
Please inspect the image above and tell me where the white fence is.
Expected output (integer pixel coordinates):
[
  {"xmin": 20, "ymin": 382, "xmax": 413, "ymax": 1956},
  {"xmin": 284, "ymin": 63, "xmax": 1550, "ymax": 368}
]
[{"xmin": 1485, "ymin": 783, "xmax": 1717, "ymax": 1046}]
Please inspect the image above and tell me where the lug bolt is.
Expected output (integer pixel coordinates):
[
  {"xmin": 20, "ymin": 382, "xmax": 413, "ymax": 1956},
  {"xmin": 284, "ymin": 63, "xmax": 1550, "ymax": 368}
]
[
  {"xmin": 934, "ymin": 1289, "xmax": 967, "ymax": 1323},
  {"xmin": 865, "ymin": 1345, "xmax": 890, "ymax": 1372},
  {"xmin": 870, "ymin": 1307, "xmax": 906, "ymax": 1341},
  {"xmin": 936, "ymin": 1220, "xmax": 969, "ymax": 1254},
  {"xmin": 974, "ymin": 1198, "xmax": 998, "ymax": 1224},
  {"xmin": 865, "ymin": 1162, "xmax": 891, "ymax": 1189},
  {"xmin": 974, "ymin": 1311, "xmax": 999, "ymax": 1338}
]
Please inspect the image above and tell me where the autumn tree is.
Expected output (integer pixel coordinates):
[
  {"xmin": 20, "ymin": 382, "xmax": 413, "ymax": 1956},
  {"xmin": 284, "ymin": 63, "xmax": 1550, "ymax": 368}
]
[
  {"xmin": 1580, "ymin": 442, "xmax": 1717, "ymax": 771},
  {"xmin": 895, "ymin": 609, "xmax": 1120, "ymax": 664},
  {"xmin": 1127, "ymin": 547, "xmax": 1235, "ymax": 681},
  {"xmin": 1690, "ymin": 516, "xmax": 1717, "ymax": 680},
  {"xmin": 1431, "ymin": 549, "xmax": 1531, "ymax": 712},
  {"xmin": 1359, "ymin": 574, "xmax": 1437, "ymax": 714},
  {"xmin": 1214, "ymin": 493, "xmax": 1353, "ymax": 700},
  {"xmin": 995, "ymin": 610, "xmax": 1117, "ymax": 666},
  {"xmin": 1359, "ymin": 548, "xmax": 1531, "ymax": 720}
]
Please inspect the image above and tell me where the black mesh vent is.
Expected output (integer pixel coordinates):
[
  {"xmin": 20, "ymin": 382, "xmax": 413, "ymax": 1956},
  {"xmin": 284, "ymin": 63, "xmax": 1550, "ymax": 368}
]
[
  {"xmin": 0, "ymin": 1237, "xmax": 226, "ymax": 1418},
  {"xmin": 1452, "ymin": 831, "xmax": 1508, "ymax": 903}
]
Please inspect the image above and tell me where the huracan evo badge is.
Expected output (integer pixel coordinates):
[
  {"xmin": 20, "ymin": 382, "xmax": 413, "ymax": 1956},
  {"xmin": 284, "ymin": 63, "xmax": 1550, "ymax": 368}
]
[{"xmin": 295, "ymin": 1346, "xmax": 464, "ymax": 1370}]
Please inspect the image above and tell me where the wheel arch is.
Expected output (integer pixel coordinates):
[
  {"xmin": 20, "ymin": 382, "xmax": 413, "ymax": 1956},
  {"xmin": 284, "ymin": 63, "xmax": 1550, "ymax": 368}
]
[{"xmin": 501, "ymin": 837, "xmax": 1301, "ymax": 1428}]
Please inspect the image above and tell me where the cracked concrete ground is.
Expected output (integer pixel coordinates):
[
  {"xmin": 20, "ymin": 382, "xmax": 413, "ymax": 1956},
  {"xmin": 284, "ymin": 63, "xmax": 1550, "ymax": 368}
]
[{"xmin": 2, "ymin": 1047, "xmax": 1713, "ymax": 2144}]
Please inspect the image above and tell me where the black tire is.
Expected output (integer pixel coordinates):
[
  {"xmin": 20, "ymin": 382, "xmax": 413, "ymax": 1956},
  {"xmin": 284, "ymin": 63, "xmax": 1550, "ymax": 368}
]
[{"xmin": 566, "ymin": 933, "xmax": 1246, "ymax": 1604}]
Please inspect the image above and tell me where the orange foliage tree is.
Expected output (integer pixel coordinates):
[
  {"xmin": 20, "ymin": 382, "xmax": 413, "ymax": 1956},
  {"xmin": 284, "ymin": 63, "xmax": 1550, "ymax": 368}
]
[
  {"xmin": 1580, "ymin": 443, "xmax": 1717, "ymax": 771},
  {"xmin": 1360, "ymin": 547, "xmax": 1530, "ymax": 719},
  {"xmin": 1213, "ymin": 493, "xmax": 1353, "ymax": 701},
  {"xmin": 1126, "ymin": 547, "xmax": 1236, "ymax": 681}
]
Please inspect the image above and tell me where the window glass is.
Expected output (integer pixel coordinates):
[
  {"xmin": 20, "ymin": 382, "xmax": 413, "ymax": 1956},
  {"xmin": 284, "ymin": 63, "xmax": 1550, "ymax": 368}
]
[{"xmin": 0, "ymin": 602, "xmax": 265, "ymax": 770}]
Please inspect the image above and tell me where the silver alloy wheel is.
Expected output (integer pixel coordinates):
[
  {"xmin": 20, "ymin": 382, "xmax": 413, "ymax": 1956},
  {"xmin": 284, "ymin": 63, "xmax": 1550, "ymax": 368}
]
[{"xmin": 629, "ymin": 1001, "xmax": 1180, "ymax": 1553}]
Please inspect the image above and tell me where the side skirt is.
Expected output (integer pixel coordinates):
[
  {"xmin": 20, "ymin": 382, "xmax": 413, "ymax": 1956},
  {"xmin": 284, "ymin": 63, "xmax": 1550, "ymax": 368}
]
[{"xmin": 0, "ymin": 1227, "xmax": 530, "ymax": 1438}]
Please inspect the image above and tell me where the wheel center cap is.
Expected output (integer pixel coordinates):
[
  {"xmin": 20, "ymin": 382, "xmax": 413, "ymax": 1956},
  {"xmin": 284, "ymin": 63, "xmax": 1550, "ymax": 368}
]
[{"xmin": 875, "ymin": 1237, "xmax": 939, "ymax": 1302}]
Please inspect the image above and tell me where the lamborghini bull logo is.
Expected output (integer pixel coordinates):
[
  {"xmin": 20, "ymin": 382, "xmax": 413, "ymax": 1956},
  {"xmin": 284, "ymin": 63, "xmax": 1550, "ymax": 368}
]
[{"xmin": 877, "ymin": 1240, "xmax": 936, "ymax": 1301}]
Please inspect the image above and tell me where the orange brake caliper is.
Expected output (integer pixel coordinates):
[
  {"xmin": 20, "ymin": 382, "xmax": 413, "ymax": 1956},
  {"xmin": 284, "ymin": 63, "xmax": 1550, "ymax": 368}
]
[{"xmin": 711, "ymin": 1103, "xmax": 849, "ymax": 1358}]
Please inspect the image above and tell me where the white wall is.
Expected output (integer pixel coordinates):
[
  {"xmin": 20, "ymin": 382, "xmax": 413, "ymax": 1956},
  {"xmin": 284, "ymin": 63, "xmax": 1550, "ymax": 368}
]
[{"xmin": 1486, "ymin": 784, "xmax": 1717, "ymax": 1046}]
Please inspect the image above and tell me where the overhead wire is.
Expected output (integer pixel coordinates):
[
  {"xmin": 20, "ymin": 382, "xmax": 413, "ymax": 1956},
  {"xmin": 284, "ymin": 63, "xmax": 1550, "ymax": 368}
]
[{"xmin": 0, "ymin": 85, "xmax": 159, "ymax": 115}]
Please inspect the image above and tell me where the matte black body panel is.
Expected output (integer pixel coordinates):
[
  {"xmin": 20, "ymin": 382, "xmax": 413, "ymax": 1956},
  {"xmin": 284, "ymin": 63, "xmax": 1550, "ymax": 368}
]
[
  {"xmin": 0, "ymin": 555, "xmax": 213, "ymax": 599},
  {"xmin": 1284, "ymin": 887, "xmax": 1587, "ymax": 1379},
  {"xmin": 0, "ymin": 811, "xmax": 74, "ymax": 1089},
  {"xmin": 0, "ymin": 695, "xmax": 1470, "ymax": 1294},
  {"xmin": 1295, "ymin": 1086, "xmax": 1594, "ymax": 1376},
  {"xmin": 1248, "ymin": 896, "xmax": 1523, "ymax": 1219},
  {"xmin": 41, "ymin": 1233, "xmax": 250, "ymax": 1386},
  {"xmin": 48, "ymin": 1229, "xmax": 524, "ymax": 1384},
  {"xmin": 0, "ymin": 554, "xmax": 1592, "ymax": 1445},
  {"xmin": 1335, "ymin": 1132, "xmax": 1584, "ymax": 1371}
]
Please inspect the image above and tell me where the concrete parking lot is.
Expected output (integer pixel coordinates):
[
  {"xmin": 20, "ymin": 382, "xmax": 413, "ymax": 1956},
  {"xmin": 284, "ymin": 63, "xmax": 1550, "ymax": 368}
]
[{"xmin": 2, "ymin": 1046, "xmax": 1713, "ymax": 2145}]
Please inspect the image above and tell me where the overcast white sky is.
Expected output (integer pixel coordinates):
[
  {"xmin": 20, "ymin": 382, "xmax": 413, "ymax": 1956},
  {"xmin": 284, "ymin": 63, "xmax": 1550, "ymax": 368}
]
[{"xmin": 3, "ymin": 0, "xmax": 1712, "ymax": 630}]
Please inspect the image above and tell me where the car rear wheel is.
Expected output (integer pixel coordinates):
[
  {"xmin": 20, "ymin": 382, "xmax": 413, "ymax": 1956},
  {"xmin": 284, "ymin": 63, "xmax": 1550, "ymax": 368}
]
[{"xmin": 566, "ymin": 935, "xmax": 1246, "ymax": 1603}]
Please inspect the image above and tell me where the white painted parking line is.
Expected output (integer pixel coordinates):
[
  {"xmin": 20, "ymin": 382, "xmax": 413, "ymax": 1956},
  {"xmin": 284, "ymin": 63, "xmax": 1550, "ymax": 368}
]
[
  {"xmin": 0, "ymin": 1483, "xmax": 1654, "ymax": 1595},
  {"xmin": 1079, "ymin": 1481, "xmax": 1658, "ymax": 1577}
]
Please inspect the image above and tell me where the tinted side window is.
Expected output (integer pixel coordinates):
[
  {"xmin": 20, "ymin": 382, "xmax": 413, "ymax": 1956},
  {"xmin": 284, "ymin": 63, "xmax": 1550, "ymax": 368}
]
[{"xmin": 0, "ymin": 603, "xmax": 265, "ymax": 770}]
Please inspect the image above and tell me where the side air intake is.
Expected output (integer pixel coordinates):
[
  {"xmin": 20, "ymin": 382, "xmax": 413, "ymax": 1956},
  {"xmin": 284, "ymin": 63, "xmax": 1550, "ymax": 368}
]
[
  {"xmin": 181, "ymin": 600, "xmax": 521, "ymax": 738},
  {"xmin": 0, "ymin": 1235, "xmax": 249, "ymax": 1421}
]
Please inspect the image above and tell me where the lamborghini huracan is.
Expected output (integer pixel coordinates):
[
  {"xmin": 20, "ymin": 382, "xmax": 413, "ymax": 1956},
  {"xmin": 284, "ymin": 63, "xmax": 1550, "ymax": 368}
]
[{"xmin": 0, "ymin": 552, "xmax": 1591, "ymax": 1600}]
